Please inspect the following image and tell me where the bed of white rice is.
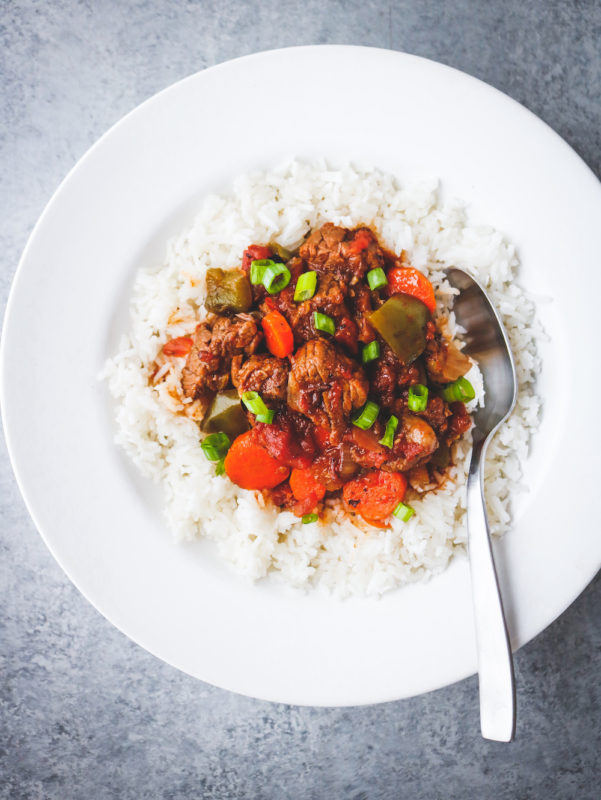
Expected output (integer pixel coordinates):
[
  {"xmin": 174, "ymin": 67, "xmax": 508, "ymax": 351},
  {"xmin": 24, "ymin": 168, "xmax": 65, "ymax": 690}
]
[{"xmin": 104, "ymin": 160, "xmax": 540, "ymax": 597}]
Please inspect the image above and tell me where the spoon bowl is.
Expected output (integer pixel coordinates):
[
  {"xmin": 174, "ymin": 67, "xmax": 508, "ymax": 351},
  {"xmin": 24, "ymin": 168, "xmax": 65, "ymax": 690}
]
[
  {"xmin": 446, "ymin": 268, "xmax": 518, "ymax": 439},
  {"xmin": 444, "ymin": 266, "xmax": 518, "ymax": 742}
]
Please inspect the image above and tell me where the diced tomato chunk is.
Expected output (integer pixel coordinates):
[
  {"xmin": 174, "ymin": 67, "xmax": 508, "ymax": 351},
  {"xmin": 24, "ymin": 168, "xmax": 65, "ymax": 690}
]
[
  {"xmin": 242, "ymin": 244, "xmax": 273, "ymax": 272},
  {"xmin": 348, "ymin": 228, "xmax": 374, "ymax": 254},
  {"xmin": 253, "ymin": 420, "xmax": 315, "ymax": 470},
  {"xmin": 334, "ymin": 316, "xmax": 359, "ymax": 354},
  {"xmin": 162, "ymin": 336, "xmax": 193, "ymax": 357}
]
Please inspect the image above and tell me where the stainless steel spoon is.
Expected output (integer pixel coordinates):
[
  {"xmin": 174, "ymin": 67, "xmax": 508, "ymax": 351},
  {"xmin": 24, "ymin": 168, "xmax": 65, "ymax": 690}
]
[{"xmin": 445, "ymin": 267, "xmax": 518, "ymax": 742}]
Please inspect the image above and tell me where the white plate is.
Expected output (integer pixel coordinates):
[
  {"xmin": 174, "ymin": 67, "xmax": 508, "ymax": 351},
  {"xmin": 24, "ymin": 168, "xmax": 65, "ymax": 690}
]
[{"xmin": 2, "ymin": 46, "xmax": 601, "ymax": 706}]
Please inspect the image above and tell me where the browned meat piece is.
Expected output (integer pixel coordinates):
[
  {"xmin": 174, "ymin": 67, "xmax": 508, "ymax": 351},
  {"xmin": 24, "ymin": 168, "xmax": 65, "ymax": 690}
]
[
  {"xmin": 266, "ymin": 481, "xmax": 295, "ymax": 510},
  {"xmin": 370, "ymin": 360, "xmax": 397, "ymax": 408},
  {"xmin": 181, "ymin": 314, "xmax": 262, "ymax": 401},
  {"xmin": 231, "ymin": 354, "xmax": 289, "ymax": 401},
  {"xmin": 299, "ymin": 223, "xmax": 386, "ymax": 286},
  {"xmin": 446, "ymin": 401, "xmax": 472, "ymax": 442},
  {"xmin": 350, "ymin": 283, "xmax": 375, "ymax": 343},
  {"xmin": 210, "ymin": 314, "xmax": 263, "ymax": 358},
  {"xmin": 181, "ymin": 326, "xmax": 228, "ymax": 402},
  {"xmin": 370, "ymin": 345, "xmax": 421, "ymax": 409},
  {"xmin": 284, "ymin": 273, "xmax": 352, "ymax": 346},
  {"xmin": 299, "ymin": 223, "xmax": 346, "ymax": 273},
  {"xmin": 382, "ymin": 413, "xmax": 438, "ymax": 472},
  {"xmin": 424, "ymin": 330, "xmax": 471, "ymax": 384},
  {"xmin": 311, "ymin": 271, "xmax": 348, "ymax": 312},
  {"xmin": 421, "ymin": 395, "xmax": 451, "ymax": 435},
  {"xmin": 345, "ymin": 426, "xmax": 388, "ymax": 471},
  {"xmin": 287, "ymin": 338, "xmax": 368, "ymax": 442}
]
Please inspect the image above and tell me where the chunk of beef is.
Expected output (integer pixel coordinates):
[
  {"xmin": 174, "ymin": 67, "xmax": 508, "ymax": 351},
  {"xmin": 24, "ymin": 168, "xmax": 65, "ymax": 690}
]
[
  {"xmin": 181, "ymin": 314, "xmax": 262, "ymax": 403},
  {"xmin": 266, "ymin": 481, "xmax": 295, "ymax": 510},
  {"xmin": 287, "ymin": 338, "xmax": 368, "ymax": 442},
  {"xmin": 349, "ymin": 283, "xmax": 375, "ymax": 343},
  {"xmin": 446, "ymin": 401, "xmax": 472, "ymax": 442},
  {"xmin": 299, "ymin": 223, "xmax": 386, "ymax": 286},
  {"xmin": 381, "ymin": 413, "xmax": 438, "ymax": 472},
  {"xmin": 421, "ymin": 395, "xmax": 451, "ymax": 436},
  {"xmin": 346, "ymin": 426, "xmax": 388, "ymax": 471},
  {"xmin": 299, "ymin": 223, "xmax": 346, "ymax": 274},
  {"xmin": 231, "ymin": 354, "xmax": 289, "ymax": 402},
  {"xmin": 283, "ymin": 272, "xmax": 353, "ymax": 348},
  {"xmin": 370, "ymin": 345, "xmax": 421, "ymax": 409},
  {"xmin": 424, "ymin": 329, "xmax": 471, "ymax": 384},
  {"xmin": 181, "ymin": 325, "xmax": 228, "ymax": 403},
  {"xmin": 333, "ymin": 315, "xmax": 359, "ymax": 355},
  {"xmin": 210, "ymin": 314, "xmax": 263, "ymax": 358}
]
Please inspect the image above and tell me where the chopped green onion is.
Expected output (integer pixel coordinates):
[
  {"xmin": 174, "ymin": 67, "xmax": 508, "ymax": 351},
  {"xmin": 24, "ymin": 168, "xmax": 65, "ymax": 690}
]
[
  {"xmin": 441, "ymin": 376, "xmax": 476, "ymax": 403},
  {"xmin": 393, "ymin": 501, "xmax": 415, "ymax": 522},
  {"xmin": 294, "ymin": 271, "xmax": 317, "ymax": 301},
  {"xmin": 250, "ymin": 258, "xmax": 272, "ymax": 285},
  {"xmin": 313, "ymin": 311, "xmax": 335, "ymax": 335},
  {"xmin": 367, "ymin": 267, "xmax": 388, "ymax": 291},
  {"xmin": 262, "ymin": 262, "xmax": 291, "ymax": 294},
  {"xmin": 201, "ymin": 432, "xmax": 231, "ymax": 462},
  {"xmin": 352, "ymin": 400, "xmax": 380, "ymax": 430},
  {"xmin": 362, "ymin": 340, "xmax": 380, "ymax": 364},
  {"xmin": 215, "ymin": 460, "xmax": 226, "ymax": 476},
  {"xmin": 241, "ymin": 391, "xmax": 270, "ymax": 416},
  {"xmin": 302, "ymin": 513, "xmax": 318, "ymax": 524},
  {"xmin": 408, "ymin": 383, "xmax": 429, "ymax": 413},
  {"xmin": 242, "ymin": 392, "xmax": 274, "ymax": 424},
  {"xmin": 249, "ymin": 258, "xmax": 291, "ymax": 294},
  {"xmin": 379, "ymin": 415, "xmax": 398, "ymax": 448}
]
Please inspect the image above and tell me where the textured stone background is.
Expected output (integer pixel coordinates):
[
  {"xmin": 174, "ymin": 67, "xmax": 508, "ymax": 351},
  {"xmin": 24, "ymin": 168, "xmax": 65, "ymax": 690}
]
[{"xmin": 1, "ymin": 1, "xmax": 600, "ymax": 798}]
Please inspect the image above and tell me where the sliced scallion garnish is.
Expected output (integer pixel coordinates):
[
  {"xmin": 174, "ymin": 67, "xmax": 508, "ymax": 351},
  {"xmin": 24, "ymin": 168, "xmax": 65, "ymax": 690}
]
[
  {"xmin": 302, "ymin": 513, "xmax": 318, "ymax": 524},
  {"xmin": 313, "ymin": 311, "xmax": 335, "ymax": 335},
  {"xmin": 262, "ymin": 261, "xmax": 291, "ymax": 294},
  {"xmin": 249, "ymin": 258, "xmax": 291, "ymax": 294},
  {"xmin": 241, "ymin": 391, "xmax": 270, "ymax": 417},
  {"xmin": 441, "ymin": 376, "xmax": 475, "ymax": 403},
  {"xmin": 408, "ymin": 383, "xmax": 429, "ymax": 413},
  {"xmin": 255, "ymin": 409, "xmax": 275, "ymax": 424},
  {"xmin": 352, "ymin": 400, "xmax": 380, "ymax": 430},
  {"xmin": 393, "ymin": 501, "xmax": 415, "ymax": 522},
  {"xmin": 367, "ymin": 267, "xmax": 387, "ymax": 291},
  {"xmin": 201, "ymin": 432, "xmax": 231, "ymax": 462},
  {"xmin": 362, "ymin": 340, "xmax": 380, "ymax": 364},
  {"xmin": 250, "ymin": 258, "xmax": 271, "ymax": 285},
  {"xmin": 294, "ymin": 271, "xmax": 317, "ymax": 301},
  {"xmin": 379, "ymin": 415, "xmax": 398, "ymax": 448}
]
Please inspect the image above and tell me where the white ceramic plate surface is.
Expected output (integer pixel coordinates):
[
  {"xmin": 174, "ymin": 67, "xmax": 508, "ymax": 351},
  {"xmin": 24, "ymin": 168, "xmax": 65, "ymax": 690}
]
[{"xmin": 2, "ymin": 46, "xmax": 601, "ymax": 706}]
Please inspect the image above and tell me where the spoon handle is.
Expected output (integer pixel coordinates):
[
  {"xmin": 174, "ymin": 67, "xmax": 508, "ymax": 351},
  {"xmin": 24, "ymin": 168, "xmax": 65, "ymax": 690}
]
[{"xmin": 467, "ymin": 438, "xmax": 516, "ymax": 742}]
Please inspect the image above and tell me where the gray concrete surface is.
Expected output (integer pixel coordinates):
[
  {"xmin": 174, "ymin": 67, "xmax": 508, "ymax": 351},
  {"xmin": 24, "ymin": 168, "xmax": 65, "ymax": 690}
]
[{"xmin": 1, "ymin": 1, "xmax": 600, "ymax": 797}]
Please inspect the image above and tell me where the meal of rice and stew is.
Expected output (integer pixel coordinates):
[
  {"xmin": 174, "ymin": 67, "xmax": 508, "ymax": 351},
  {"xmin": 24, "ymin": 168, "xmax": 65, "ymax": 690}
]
[{"xmin": 104, "ymin": 161, "xmax": 540, "ymax": 596}]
